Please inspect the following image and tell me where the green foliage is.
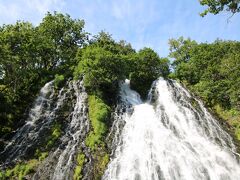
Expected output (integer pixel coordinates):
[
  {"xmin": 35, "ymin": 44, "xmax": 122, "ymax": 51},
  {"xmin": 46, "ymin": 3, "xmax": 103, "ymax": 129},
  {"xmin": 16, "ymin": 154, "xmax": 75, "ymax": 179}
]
[
  {"xmin": 130, "ymin": 48, "xmax": 170, "ymax": 99},
  {"xmin": 84, "ymin": 94, "xmax": 110, "ymax": 178},
  {"xmin": 46, "ymin": 123, "xmax": 61, "ymax": 148},
  {"xmin": 73, "ymin": 153, "xmax": 85, "ymax": 180},
  {"xmin": 0, "ymin": 12, "xmax": 87, "ymax": 136},
  {"xmin": 1, "ymin": 122, "xmax": 62, "ymax": 179},
  {"xmin": 37, "ymin": 12, "xmax": 87, "ymax": 72},
  {"xmin": 0, "ymin": 21, "xmax": 39, "ymax": 136},
  {"xmin": 214, "ymin": 104, "xmax": 240, "ymax": 140},
  {"xmin": 31, "ymin": 123, "xmax": 61, "ymax": 163},
  {"xmin": 90, "ymin": 31, "xmax": 135, "ymax": 55},
  {"xmin": 169, "ymin": 37, "xmax": 198, "ymax": 69},
  {"xmin": 170, "ymin": 38, "xmax": 240, "ymax": 109},
  {"xmin": 0, "ymin": 171, "xmax": 3, "ymax": 179},
  {"xmin": 74, "ymin": 31, "xmax": 138, "ymax": 103},
  {"xmin": 74, "ymin": 45, "xmax": 127, "ymax": 102},
  {"xmin": 93, "ymin": 152, "xmax": 109, "ymax": 179},
  {"xmin": 199, "ymin": 0, "xmax": 240, "ymax": 16},
  {"xmin": 85, "ymin": 95, "xmax": 110, "ymax": 150},
  {"xmin": 234, "ymin": 123, "xmax": 240, "ymax": 140},
  {"xmin": 0, "ymin": 122, "xmax": 62, "ymax": 179},
  {"xmin": 0, "ymin": 12, "xmax": 171, "ymax": 179},
  {"xmin": 0, "ymin": 159, "xmax": 38, "ymax": 180},
  {"xmin": 39, "ymin": 152, "xmax": 49, "ymax": 162},
  {"xmin": 54, "ymin": 74, "xmax": 65, "ymax": 88}
]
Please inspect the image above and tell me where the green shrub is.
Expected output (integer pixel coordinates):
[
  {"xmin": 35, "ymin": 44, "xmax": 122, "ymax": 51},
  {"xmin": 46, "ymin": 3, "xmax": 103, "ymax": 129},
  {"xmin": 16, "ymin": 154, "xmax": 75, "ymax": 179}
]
[
  {"xmin": 85, "ymin": 95, "xmax": 110, "ymax": 150},
  {"xmin": 230, "ymin": 119, "xmax": 240, "ymax": 141},
  {"xmin": 46, "ymin": 123, "xmax": 61, "ymax": 149},
  {"xmin": 0, "ymin": 171, "xmax": 4, "ymax": 179},
  {"xmin": 54, "ymin": 74, "xmax": 65, "ymax": 88},
  {"xmin": 213, "ymin": 104, "xmax": 240, "ymax": 141},
  {"xmin": 74, "ymin": 46, "xmax": 126, "ymax": 103}
]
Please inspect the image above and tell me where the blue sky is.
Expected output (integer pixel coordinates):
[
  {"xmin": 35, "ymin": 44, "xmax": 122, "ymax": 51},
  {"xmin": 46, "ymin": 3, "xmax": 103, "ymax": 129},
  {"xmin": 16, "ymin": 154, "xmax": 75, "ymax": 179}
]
[{"xmin": 0, "ymin": 0, "xmax": 239, "ymax": 57}]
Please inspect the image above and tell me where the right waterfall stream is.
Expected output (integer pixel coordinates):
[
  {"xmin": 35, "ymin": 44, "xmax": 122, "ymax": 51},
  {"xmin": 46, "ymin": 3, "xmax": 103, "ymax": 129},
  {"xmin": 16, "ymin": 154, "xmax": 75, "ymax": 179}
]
[{"xmin": 103, "ymin": 78, "xmax": 240, "ymax": 180}]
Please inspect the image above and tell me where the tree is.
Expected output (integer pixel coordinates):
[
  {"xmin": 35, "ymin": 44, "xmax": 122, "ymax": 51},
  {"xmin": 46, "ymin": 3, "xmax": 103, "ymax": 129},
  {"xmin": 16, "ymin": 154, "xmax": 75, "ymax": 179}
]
[
  {"xmin": 0, "ymin": 22, "xmax": 38, "ymax": 134},
  {"xmin": 199, "ymin": 0, "xmax": 240, "ymax": 16},
  {"xmin": 74, "ymin": 46, "xmax": 126, "ymax": 102},
  {"xmin": 169, "ymin": 37, "xmax": 197, "ymax": 68},
  {"xmin": 170, "ymin": 37, "xmax": 240, "ymax": 111},
  {"xmin": 36, "ymin": 11, "xmax": 87, "ymax": 73},
  {"xmin": 90, "ymin": 31, "xmax": 135, "ymax": 55},
  {"xmin": 130, "ymin": 48, "xmax": 170, "ymax": 99},
  {"xmin": 168, "ymin": 37, "xmax": 198, "ymax": 84}
]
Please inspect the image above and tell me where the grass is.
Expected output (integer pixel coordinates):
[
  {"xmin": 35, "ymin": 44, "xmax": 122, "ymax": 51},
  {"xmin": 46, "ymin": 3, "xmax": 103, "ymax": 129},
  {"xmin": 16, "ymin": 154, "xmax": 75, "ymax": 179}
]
[
  {"xmin": 96, "ymin": 152, "xmax": 109, "ymax": 177},
  {"xmin": 92, "ymin": 151, "xmax": 110, "ymax": 180},
  {"xmin": 35, "ymin": 149, "xmax": 49, "ymax": 161}
]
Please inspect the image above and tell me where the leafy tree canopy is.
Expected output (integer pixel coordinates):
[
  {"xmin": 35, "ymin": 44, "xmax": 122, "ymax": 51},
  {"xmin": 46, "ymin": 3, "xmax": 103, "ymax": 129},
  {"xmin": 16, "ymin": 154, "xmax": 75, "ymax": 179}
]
[
  {"xmin": 170, "ymin": 37, "xmax": 240, "ymax": 110},
  {"xmin": 199, "ymin": 0, "xmax": 240, "ymax": 16},
  {"xmin": 130, "ymin": 48, "xmax": 170, "ymax": 99},
  {"xmin": 74, "ymin": 46, "xmax": 126, "ymax": 101}
]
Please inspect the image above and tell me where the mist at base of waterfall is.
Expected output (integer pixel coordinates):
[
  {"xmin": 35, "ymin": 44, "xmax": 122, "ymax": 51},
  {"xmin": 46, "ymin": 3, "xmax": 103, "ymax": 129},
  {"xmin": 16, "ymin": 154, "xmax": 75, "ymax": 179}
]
[{"xmin": 103, "ymin": 78, "xmax": 240, "ymax": 180}]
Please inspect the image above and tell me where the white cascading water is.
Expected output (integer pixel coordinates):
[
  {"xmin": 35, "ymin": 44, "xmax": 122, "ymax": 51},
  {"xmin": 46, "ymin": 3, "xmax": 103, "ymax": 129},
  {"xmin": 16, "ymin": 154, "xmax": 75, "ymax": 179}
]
[
  {"xmin": 1, "ymin": 79, "xmax": 90, "ymax": 179},
  {"xmin": 51, "ymin": 80, "xmax": 89, "ymax": 180},
  {"xmin": 103, "ymin": 78, "xmax": 240, "ymax": 180},
  {"xmin": 0, "ymin": 81, "xmax": 56, "ymax": 165}
]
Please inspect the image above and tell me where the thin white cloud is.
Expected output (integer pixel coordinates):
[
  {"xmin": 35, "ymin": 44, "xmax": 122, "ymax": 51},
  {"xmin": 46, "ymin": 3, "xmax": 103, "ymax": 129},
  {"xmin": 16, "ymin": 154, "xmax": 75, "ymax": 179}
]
[
  {"xmin": 0, "ymin": 0, "xmax": 66, "ymax": 25},
  {"xmin": 23, "ymin": 0, "xmax": 65, "ymax": 14},
  {"xmin": 111, "ymin": 0, "xmax": 132, "ymax": 20},
  {"xmin": 0, "ymin": 2, "xmax": 22, "ymax": 23}
]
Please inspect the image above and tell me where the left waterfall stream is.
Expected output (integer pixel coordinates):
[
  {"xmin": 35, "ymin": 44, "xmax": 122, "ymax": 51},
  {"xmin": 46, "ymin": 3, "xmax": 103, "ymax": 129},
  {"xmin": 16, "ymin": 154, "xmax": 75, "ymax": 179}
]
[{"xmin": 0, "ymin": 79, "xmax": 92, "ymax": 180}]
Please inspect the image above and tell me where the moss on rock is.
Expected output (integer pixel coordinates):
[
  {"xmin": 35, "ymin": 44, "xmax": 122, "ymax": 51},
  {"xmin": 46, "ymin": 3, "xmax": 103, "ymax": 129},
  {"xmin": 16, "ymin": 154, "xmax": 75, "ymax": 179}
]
[
  {"xmin": 85, "ymin": 95, "xmax": 110, "ymax": 150},
  {"xmin": 73, "ymin": 153, "xmax": 85, "ymax": 180}
]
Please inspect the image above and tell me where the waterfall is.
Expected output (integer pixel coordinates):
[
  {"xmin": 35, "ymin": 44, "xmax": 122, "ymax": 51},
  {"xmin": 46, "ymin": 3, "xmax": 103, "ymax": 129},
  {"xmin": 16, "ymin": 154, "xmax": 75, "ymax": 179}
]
[
  {"xmin": 103, "ymin": 78, "xmax": 240, "ymax": 180},
  {"xmin": 0, "ymin": 79, "xmax": 91, "ymax": 180},
  {"xmin": 0, "ymin": 81, "xmax": 56, "ymax": 165},
  {"xmin": 32, "ymin": 80, "xmax": 90, "ymax": 180},
  {"xmin": 1, "ymin": 77, "xmax": 240, "ymax": 179},
  {"xmin": 50, "ymin": 80, "xmax": 89, "ymax": 180}
]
